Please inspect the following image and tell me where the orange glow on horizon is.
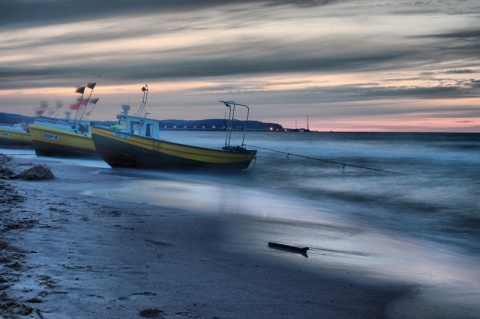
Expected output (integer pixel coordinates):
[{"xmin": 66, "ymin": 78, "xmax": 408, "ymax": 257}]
[
  {"xmin": 283, "ymin": 117, "xmax": 480, "ymax": 132},
  {"xmin": 2, "ymin": 81, "xmax": 478, "ymax": 132}
]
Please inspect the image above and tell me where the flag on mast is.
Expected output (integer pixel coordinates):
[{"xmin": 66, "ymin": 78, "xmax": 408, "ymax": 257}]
[
  {"xmin": 84, "ymin": 98, "xmax": 100, "ymax": 119},
  {"xmin": 70, "ymin": 103, "xmax": 80, "ymax": 110},
  {"xmin": 76, "ymin": 86, "xmax": 86, "ymax": 94},
  {"xmin": 35, "ymin": 101, "xmax": 49, "ymax": 116},
  {"xmin": 89, "ymin": 98, "xmax": 100, "ymax": 104},
  {"xmin": 78, "ymin": 82, "xmax": 97, "ymax": 121}
]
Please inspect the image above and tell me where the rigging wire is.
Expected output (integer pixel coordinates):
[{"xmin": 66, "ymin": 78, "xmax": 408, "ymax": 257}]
[{"xmin": 246, "ymin": 144, "xmax": 404, "ymax": 175}]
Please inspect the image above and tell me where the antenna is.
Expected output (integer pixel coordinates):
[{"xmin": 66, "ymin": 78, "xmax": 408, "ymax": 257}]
[
  {"xmin": 236, "ymin": 103, "xmax": 250, "ymax": 148},
  {"xmin": 135, "ymin": 84, "xmax": 149, "ymax": 117},
  {"xmin": 220, "ymin": 101, "xmax": 234, "ymax": 147},
  {"xmin": 121, "ymin": 104, "xmax": 130, "ymax": 115}
]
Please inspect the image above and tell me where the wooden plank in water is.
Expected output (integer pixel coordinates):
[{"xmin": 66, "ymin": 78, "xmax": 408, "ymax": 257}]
[{"xmin": 268, "ymin": 242, "xmax": 309, "ymax": 255}]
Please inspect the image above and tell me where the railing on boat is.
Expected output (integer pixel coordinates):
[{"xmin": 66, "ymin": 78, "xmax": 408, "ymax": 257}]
[{"xmin": 220, "ymin": 101, "xmax": 250, "ymax": 149}]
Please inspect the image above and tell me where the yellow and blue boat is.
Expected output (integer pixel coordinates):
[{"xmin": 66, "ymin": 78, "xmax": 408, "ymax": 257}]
[
  {"xmin": 28, "ymin": 118, "xmax": 96, "ymax": 157},
  {"xmin": 91, "ymin": 86, "xmax": 256, "ymax": 171},
  {"xmin": 0, "ymin": 123, "xmax": 33, "ymax": 147},
  {"xmin": 27, "ymin": 82, "xmax": 100, "ymax": 157}
]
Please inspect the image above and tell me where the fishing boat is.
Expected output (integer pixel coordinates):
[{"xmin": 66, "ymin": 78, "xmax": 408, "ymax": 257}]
[
  {"xmin": 91, "ymin": 85, "xmax": 257, "ymax": 171},
  {"xmin": 28, "ymin": 83, "xmax": 100, "ymax": 157},
  {"xmin": 28, "ymin": 117, "xmax": 96, "ymax": 157},
  {"xmin": 0, "ymin": 123, "xmax": 32, "ymax": 147}
]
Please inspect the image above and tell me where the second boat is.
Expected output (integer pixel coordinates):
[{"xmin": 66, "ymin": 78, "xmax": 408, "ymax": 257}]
[{"xmin": 91, "ymin": 85, "xmax": 257, "ymax": 172}]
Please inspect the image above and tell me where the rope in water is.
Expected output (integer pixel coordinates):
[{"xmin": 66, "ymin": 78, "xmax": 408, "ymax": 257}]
[{"xmin": 246, "ymin": 144, "xmax": 404, "ymax": 175}]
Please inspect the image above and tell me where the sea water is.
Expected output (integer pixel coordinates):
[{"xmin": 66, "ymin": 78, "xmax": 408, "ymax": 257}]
[
  {"xmin": 4, "ymin": 131, "xmax": 480, "ymax": 314},
  {"xmin": 134, "ymin": 131, "xmax": 480, "ymax": 253},
  {"xmin": 82, "ymin": 131, "xmax": 478, "ymax": 275},
  {"xmin": 93, "ymin": 131, "xmax": 480, "ymax": 307}
]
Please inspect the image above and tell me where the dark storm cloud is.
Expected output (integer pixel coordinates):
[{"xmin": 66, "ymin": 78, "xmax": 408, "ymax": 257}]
[
  {"xmin": 127, "ymin": 51, "xmax": 409, "ymax": 78},
  {"xmin": 354, "ymin": 85, "xmax": 478, "ymax": 100},
  {"xmin": 445, "ymin": 69, "xmax": 477, "ymax": 74},
  {"xmin": 0, "ymin": 30, "xmax": 475, "ymax": 103},
  {"xmin": 0, "ymin": 0, "xmax": 339, "ymax": 29},
  {"xmin": 0, "ymin": 0, "xmax": 218, "ymax": 28},
  {"xmin": 0, "ymin": 49, "xmax": 411, "ymax": 90},
  {"xmin": 421, "ymin": 29, "xmax": 480, "ymax": 39},
  {"xmin": 1, "ymin": 1, "xmax": 476, "ymax": 83},
  {"xmin": 185, "ymin": 80, "xmax": 480, "ymax": 108},
  {"xmin": 413, "ymin": 28, "xmax": 480, "ymax": 53},
  {"xmin": 305, "ymin": 83, "xmax": 479, "ymax": 101}
]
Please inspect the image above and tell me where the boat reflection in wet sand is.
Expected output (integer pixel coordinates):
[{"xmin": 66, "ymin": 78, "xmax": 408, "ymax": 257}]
[
  {"xmin": 91, "ymin": 85, "xmax": 257, "ymax": 172},
  {"xmin": 0, "ymin": 123, "xmax": 32, "ymax": 147}
]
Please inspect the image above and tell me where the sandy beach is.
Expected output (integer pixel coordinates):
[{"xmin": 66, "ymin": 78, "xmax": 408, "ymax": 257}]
[{"xmin": 2, "ymin": 153, "xmax": 412, "ymax": 318}]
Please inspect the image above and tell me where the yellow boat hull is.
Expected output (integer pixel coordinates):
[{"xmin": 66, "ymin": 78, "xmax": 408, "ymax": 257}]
[
  {"xmin": 0, "ymin": 127, "xmax": 32, "ymax": 147},
  {"xmin": 91, "ymin": 126, "xmax": 256, "ymax": 171},
  {"xmin": 29, "ymin": 123, "xmax": 96, "ymax": 157}
]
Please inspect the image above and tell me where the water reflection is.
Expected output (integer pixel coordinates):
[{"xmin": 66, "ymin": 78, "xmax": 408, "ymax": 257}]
[
  {"xmin": 85, "ymin": 173, "xmax": 480, "ymax": 290},
  {"xmin": 92, "ymin": 177, "xmax": 342, "ymax": 225}
]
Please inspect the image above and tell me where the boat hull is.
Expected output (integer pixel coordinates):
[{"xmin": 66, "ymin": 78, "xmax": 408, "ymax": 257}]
[
  {"xmin": 91, "ymin": 126, "xmax": 256, "ymax": 171},
  {"xmin": 28, "ymin": 123, "xmax": 97, "ymax": 157},
  {"xmin": 0, "ymin": 127, "xmax": 32, "ymax": 147}
]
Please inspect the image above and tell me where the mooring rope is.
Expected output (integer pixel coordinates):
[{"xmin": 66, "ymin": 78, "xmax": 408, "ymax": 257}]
[{"xmin": 246, "ymin": 144, "xmax": 404, "ymax": 175}]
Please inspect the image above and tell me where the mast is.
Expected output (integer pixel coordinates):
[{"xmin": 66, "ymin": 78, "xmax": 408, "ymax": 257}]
[
  {"xmin": 221, "ymin": 101, "xmax": 234, "ymax": 147},
  {"xmin": 135, "ymin": 84, "xmax": 149, "ymax": 117},
  {"xmin": 72, "ymin": 86, "xmax": 86, "ymax": 124},
  {"xmin": 78, "ymin": 82, "xmax": 97, "ymax": 122}
]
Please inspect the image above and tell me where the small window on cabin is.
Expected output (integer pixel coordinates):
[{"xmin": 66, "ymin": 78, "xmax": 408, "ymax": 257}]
[
  {"xmin": 146, "ymin": 124, "xmax": 153, "ymax": 137},
  {"xmin": 131, "ymin": 122, "xmax": 141, "ymax": 135},
  {"xmin": 119, "ymin": 119, "xmax": 127, "ymax": 130}
]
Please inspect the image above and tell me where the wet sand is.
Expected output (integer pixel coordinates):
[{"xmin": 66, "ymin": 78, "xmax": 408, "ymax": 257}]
[{"xmin": 1, "ymin": 154, "xmax": 410, "ymax": 318}]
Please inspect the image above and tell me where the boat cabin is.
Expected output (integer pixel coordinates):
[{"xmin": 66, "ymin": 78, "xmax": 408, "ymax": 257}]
[
  {"xmin": 115, "ymin": 104, "xmax": 160, "ymax": 139},
  {"xmin": 33, "ymin": 117, "xmax": 92, "ymax": 136}
]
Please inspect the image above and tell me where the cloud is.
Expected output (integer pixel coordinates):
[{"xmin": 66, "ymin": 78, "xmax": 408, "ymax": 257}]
[
  {"xmin": 0, "ymin": 50, "xmax": 411, "ymax": 91},
  {"xmin": 445, "ymin": 69, "xmax": 477, "ymax": 74},
  {"xmin": 277, "ymin": 83, "xmax": 480, "ymax": 103},
  {"xmin": 412, "ymin": 27, "xmax": 480, "ymax": 59},
  {"xmin": 422, "ymin": 29, "xmax": 480, "ymax": 39},
  {"xmin": 0, "ymin": 0, "xmax": 342, "ymax": 29},
  {"xmin": 1, "ymin": 4, "xmax": 420, "ymax": 91},
  {"xmin": 1, "ymin": 0, "xmax": 479, "ymax": 131},
  {"xmin": 0, "ymin": 1, "xmax": 219, "ymax": 28}
]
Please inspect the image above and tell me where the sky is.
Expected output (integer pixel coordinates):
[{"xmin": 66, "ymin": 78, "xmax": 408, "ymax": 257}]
[{"xmin": 0, "ymin": 0, "xmax": 479, "ymax": 132}]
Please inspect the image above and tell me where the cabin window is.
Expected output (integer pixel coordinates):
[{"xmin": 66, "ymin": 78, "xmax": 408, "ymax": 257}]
[
  {"xmin": 119, "ymin": 119, "xmax": 127, "ymax": 130},
  {"xmin": 146, "ymin": 124, "xmax": 153, "ymax": 137},
  {"xmin": 131, "ymin": 122, "xmax": 141, "ymax": 135}
]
